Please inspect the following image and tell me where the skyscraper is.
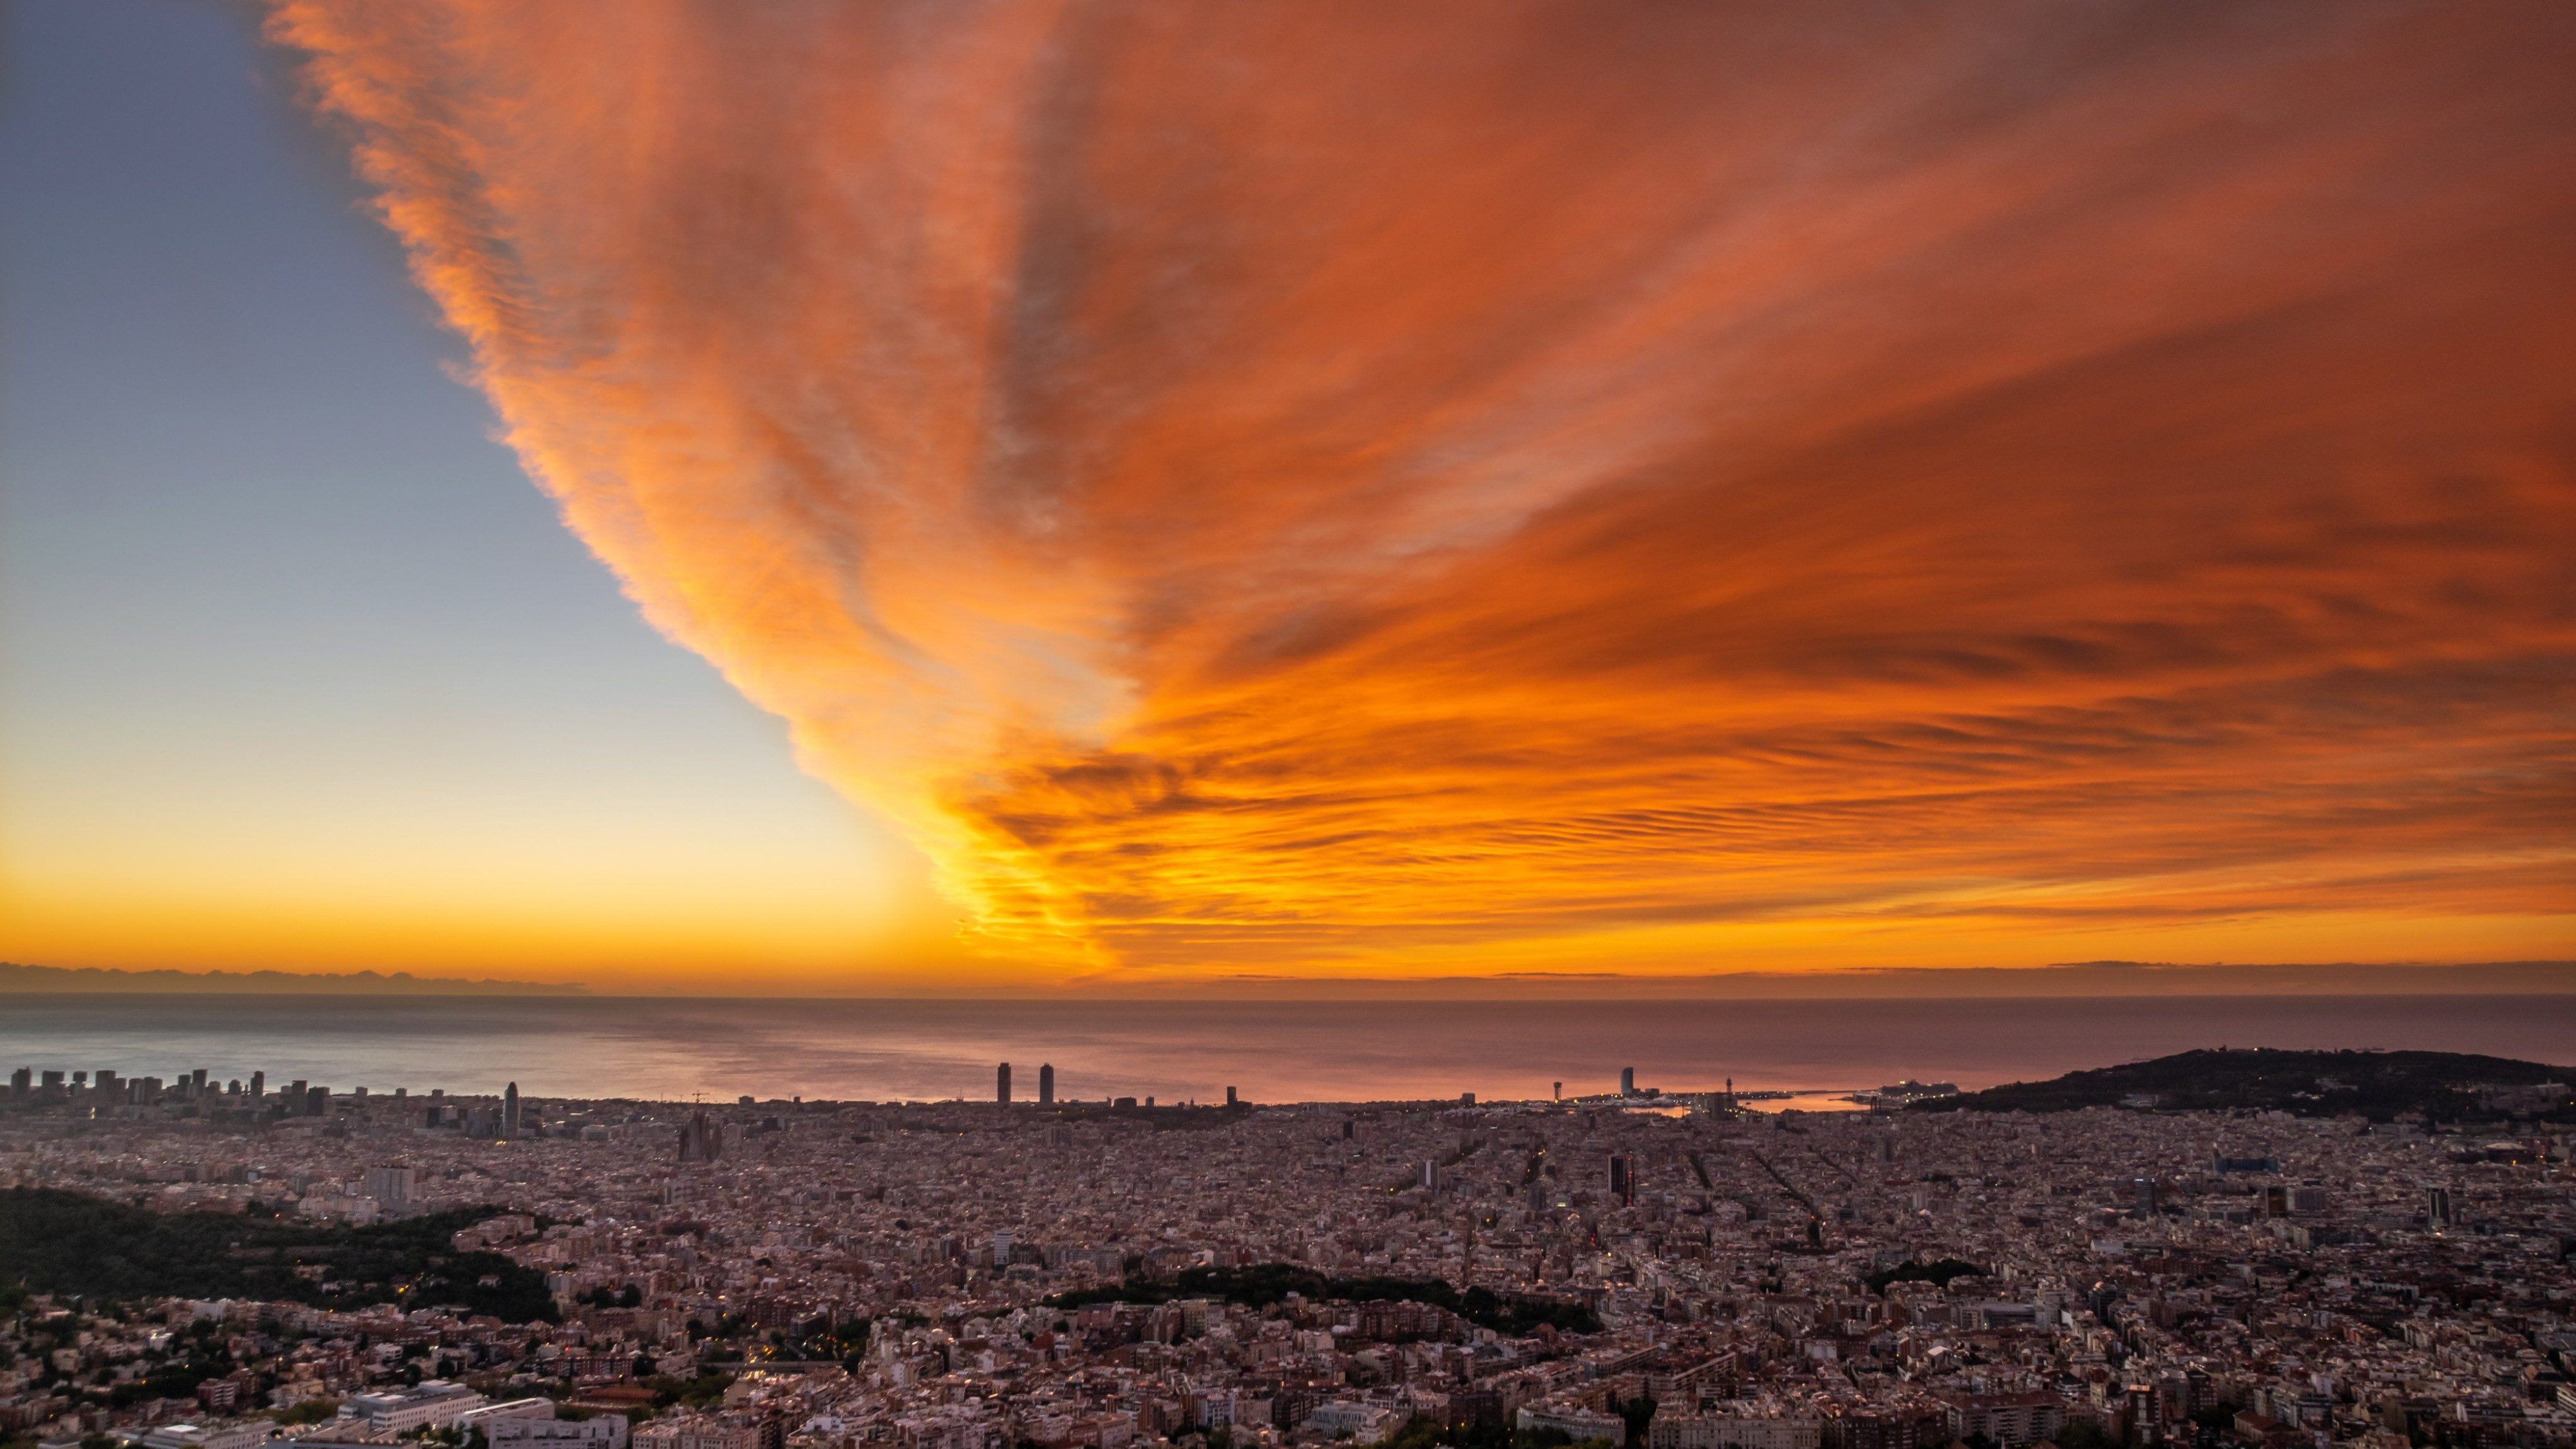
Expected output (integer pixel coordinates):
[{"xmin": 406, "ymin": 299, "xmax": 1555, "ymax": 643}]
[
  {"xmin": 1038, "ymin": 1063, "xmax": 1054, "ymax": 1104},
  {"xmin": 998, "ymin": 1062, "xmax": 1012, "ymax": 1103},
  {"xmin": 504, "ymin": 1081, "xmax": 522, "ymax": 1138},
  {"xmin": 1226, "ymin": 1086, "xmax": 1238, "ymax": 1108},
  {"xmin": 1620, "ymin": 1067, "xmax": 1636, "ymax": 1097},
  {"xmin": 2427, "ymin": 1186, "xmax": 2452, "ymax": 1229},
  {"xmin": 1609, "ymin": 1152, "xmax": 1634, "ymax": 1205},
  {"xmin": 250, "ymin": 1070, "xmax": 264, "ymax": 1103}
]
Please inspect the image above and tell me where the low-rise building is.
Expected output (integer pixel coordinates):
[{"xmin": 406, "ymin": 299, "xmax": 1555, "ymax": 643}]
[
  {"xmin": 1519, "ymin": 1401, "xmax": 1627, "ymax": 1446},
  {"xmin": 341, "ymin": 1382, "xmax": 488, "ymax": 1434},
  {"xmin": 1651, "ymin": 1405, "xmax": 1821, "ymax": 1449}
]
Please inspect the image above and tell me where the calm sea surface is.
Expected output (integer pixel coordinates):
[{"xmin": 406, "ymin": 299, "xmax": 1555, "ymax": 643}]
[{"xmin": 0, "ymin": 994, "xmax": 2567, "ymax": 1107}]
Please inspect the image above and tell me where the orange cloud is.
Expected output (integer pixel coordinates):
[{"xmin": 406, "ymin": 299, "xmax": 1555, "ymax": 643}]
[{"xmin": 263, "ymin": 0, "xmax": 2576, "ymax": 981}]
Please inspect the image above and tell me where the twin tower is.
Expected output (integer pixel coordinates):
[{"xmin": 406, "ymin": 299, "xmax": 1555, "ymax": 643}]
[
  {"xmin": 996, "ymin": 1063, "xmax": 1241, "ymax": 1108},
  {"xmin": 997, "ymin": 1061, "xmax": 1053, "ymax": 1104}
]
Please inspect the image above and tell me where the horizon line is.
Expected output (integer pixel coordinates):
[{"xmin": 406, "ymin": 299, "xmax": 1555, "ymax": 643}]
[{"xmin": 3, "ymin": 956, "xmax": 2572, "ymax": 999}]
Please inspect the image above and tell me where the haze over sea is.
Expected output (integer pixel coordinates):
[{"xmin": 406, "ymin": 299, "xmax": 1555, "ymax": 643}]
[{"xmin": 2, "ymin": 995, "xmax": 2571, "ymax": 1108}]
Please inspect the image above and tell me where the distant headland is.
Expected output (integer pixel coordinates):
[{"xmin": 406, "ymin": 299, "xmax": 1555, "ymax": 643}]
[
  {"xmin": 0, "ymin": 961, "xmax": 584, "ymax": 995},
  {"xmin": 1916, "ymin": 1046, "xmax": 2575, "ymax": 1121}
]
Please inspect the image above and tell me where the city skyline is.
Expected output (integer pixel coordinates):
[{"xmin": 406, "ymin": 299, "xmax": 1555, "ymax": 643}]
[{"xmin": 4, "ymin": 1040, "xmax": 2573, "ymax": 1449}]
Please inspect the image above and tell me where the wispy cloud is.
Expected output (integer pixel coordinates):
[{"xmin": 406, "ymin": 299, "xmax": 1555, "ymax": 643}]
[{"xmin": 264, "ymin": 0, "xmax": 2576, "ymax": 979}]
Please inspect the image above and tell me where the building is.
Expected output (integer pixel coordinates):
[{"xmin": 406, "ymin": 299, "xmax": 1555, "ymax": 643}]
[
  {"xmin": 456, "ymin": 1400, "xmax": 555, "ymax": 1432},
  {"xmin": 677, "ymin": 1110, "xmax": 724, "ymax": 1164},
  {"xmin": 1522, "ymin": 1403, "xmax": 1627, "ymax": 1446},
  {"xmin": 504, "ymin": 1082, "xmax": 522, "ymax": 1139},
  {"xmin": 1621, "ymin": 1067, "xmax": 1636, "ymax": 1097},
  {"xmin": 487, "ymin": 1419, "xmax": 626, "ymax": 1449},
  {"xmin": 1942, "ymin": 1394, "xmax": 2063, "ymax": 1447},
  {"xmin": 490, "ymin": 1424, "xmax": 627, "ymax": 1449},
  {"xmin": 341, "ymin": 1383, "xmax": 487, "ymax": 1434},
  {"xmin": 1307, "ymin": 1403, "xmax": 1405, "ymax": 1444},
  {"xmin": 1039, "ymin": 1063, "xmax": 1054, "ymax": 1104},
  {"xmin": 998, "ymin": 1063, "xmax": 1012, "ymax": 1104},
  {"xmin": 1653, "ymin": 1409, "xmax": 1822, "ymax": 1449},
  {"xmin": 1819, "ymin": 1403, "xmax": 1950, "ymax": 1449},
  {"xmin": 632, "ymin": 1412, "xmax": 771, "ymax": 1449},
  {"xmin": 1611, "ymin": 1153, "xmax": 1635, "ymax": 1206},
  {"xmin": 361, "ymin": 1165, "xmax": 415, "ymax": 1206},
  {"xmin": 142, "ymin": 1423, "xmax": 274, "ymax": 1449}
]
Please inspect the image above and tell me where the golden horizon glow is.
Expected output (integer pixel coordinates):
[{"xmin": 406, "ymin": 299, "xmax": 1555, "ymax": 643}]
[{"xmin": 51, "ymin": 0, "xmax": 2567, "ymax": 988}]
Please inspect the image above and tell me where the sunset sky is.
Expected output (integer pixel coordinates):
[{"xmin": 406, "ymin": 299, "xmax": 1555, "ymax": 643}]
[{"xmin": 3, "ymin": 0, "xmax": 2570, "ymax": 992}]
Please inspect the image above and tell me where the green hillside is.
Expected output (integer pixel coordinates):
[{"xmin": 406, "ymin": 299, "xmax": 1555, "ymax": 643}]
[
  {"xmin": 0, "ymin": 1187, "xmax": 557, "ymax": 1321},
  {"xmin": 1048, "ymin": 1262, "xmax": 1599, "ymax": 1334}
]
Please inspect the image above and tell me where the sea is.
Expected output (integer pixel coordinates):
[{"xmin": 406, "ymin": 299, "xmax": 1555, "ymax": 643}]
[{"xmin": 1, "ymin": 994, "xmax": 2570, "ymax": 1108}]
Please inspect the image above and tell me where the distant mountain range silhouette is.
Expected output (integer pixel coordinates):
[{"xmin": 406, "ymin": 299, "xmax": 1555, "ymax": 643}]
[
  {"xmin": 1182, "ymin": 960, "xmax": 2576, "ymax": 999},
  {"xmin": 0, "ymin": 961, "xmax": 582, "ymax": 994}
]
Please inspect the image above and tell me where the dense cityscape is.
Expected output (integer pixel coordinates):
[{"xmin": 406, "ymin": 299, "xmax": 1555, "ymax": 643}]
[{"xmin": 3, "ymin": 1058, "xmax": 2573, "ymax": 1449}]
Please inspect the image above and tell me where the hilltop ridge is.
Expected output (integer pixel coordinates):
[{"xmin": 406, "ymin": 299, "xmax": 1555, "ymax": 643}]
[{"xmin": 1913, "ymin": 1046, "xmax": 2572, "ymax": 1122}]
